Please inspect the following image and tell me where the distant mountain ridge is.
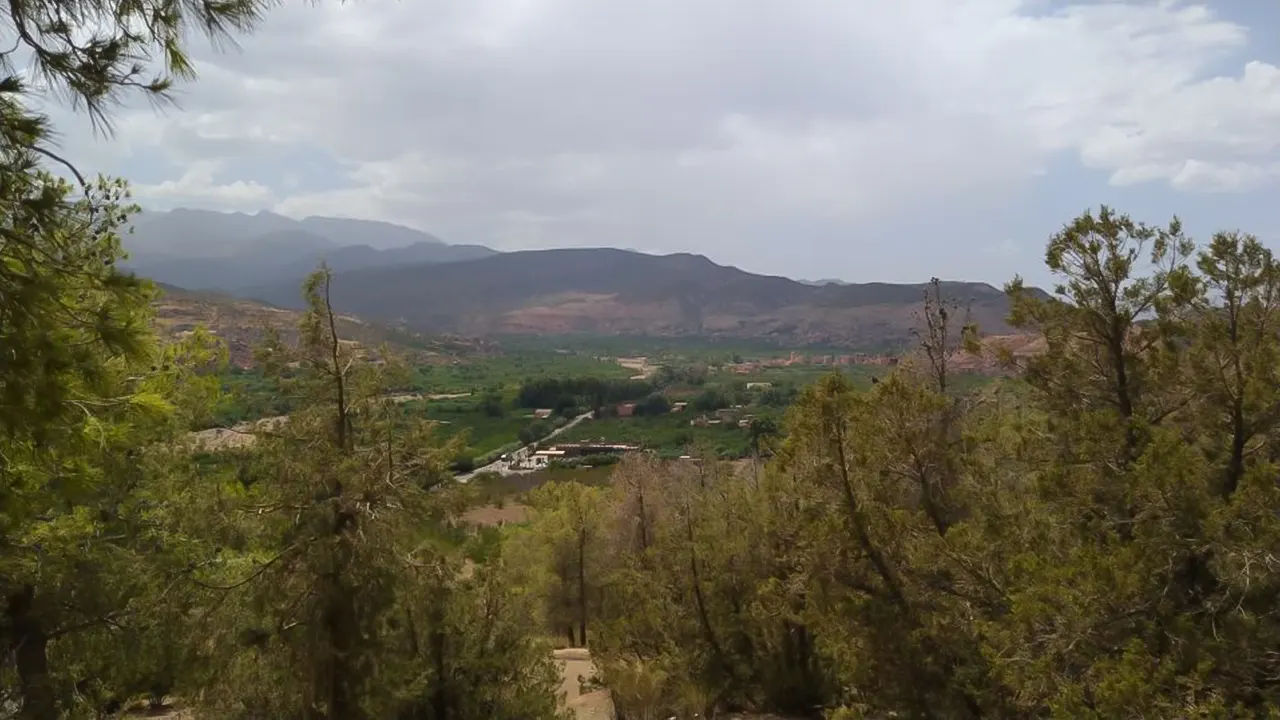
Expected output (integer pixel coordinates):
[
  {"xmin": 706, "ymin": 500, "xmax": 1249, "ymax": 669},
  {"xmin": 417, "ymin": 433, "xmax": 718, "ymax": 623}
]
[
  {"xmin": 129, "ymin": 209, "xmax": 1034, "ymax": 350},
  {"xmin": 123, "ymin": 208, "xmax": 498, "ymax": 292},
  {"xmin": 243, "ymin": 247, "xmax": 1027, "ymax": 350}
]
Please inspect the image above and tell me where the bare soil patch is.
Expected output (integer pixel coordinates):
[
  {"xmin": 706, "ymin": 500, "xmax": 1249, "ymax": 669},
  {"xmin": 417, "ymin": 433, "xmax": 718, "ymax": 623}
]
[
  {"xmin": 615, "ymin": 356, "xmax": 656, "ymax": 380},
  {"xmin": 554, "ymin": 648, "xmax": 613, "ymax": 719},
  {"xmin": 461, "ymin": 503, "xmax": 530, "ymax": 527}
]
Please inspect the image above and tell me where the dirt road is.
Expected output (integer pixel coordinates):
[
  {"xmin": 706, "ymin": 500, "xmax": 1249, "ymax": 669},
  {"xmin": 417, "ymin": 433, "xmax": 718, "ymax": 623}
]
[
  {"xmin": 554, "ymin": 648, "xmax": 612, "ymax": 719},
  {"xmin": 615, "ymin": 356, "xmax": 656, "ymax": 380}
]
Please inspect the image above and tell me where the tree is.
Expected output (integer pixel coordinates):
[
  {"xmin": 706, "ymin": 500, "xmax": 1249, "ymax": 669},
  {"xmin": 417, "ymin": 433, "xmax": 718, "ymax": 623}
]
[
  {"xmin": 0, "ymin": 0, "xmax": 276, "ymax": 712},
  {"xmin": 745, "ymin": 415, "xmax": 778, "ymax": 457},
  {"xmin": 690, "ymin": 388, "xmax": 729, "ymax": 413},
  {"xmin": 1187, "ymin": 231, "xmax": 1280, "ymax": 496},
  {"xmin": 0, "ymin": 174, "xmax": 228, "ymax": 717},
  {"xmin": 190, "ymin": 267, "xmax": 464, "ymax": 718},
  {"xmin": 526, "ymin": 481, "xmax": 608, "ymax": 647},
  {"xmin": 479, "ymin": 390, "xmax": 506, "ymax": 418},
  {"xmin": 519, "ymin": 419, "xmax": 552, "ymax": 445},
  {"xmin": 1006, "ymin": 205, "xmax": 1195, "ymax": 469},
  {"xmin": 634, "ymin": 392, "xmax": 671, "ymax": 417},
  {"xmin": 0, "ymin": 0, "xmax": 273, "ymax": 177},
  {"xmin": 0, "ymin": 2, "xmax": 572, "ymax": 717}
]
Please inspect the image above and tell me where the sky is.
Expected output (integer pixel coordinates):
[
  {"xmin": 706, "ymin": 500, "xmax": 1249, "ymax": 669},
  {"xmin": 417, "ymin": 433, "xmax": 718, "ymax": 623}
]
[{"xmin": 37, "ymin": 0, "xmax": 1280, "ymax": 286}]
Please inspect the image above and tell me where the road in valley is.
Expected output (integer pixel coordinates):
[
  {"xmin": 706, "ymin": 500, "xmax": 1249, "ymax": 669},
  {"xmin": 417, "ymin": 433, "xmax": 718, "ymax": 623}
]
[{"xmin": 455, "ymin": 410, "xmax": 594, "ymax": 483}]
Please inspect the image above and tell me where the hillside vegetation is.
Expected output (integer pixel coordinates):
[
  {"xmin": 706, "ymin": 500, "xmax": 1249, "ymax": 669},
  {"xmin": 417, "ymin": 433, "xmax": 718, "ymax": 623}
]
[
  {"xmin": 14, "ymin": 166, "xmax": 1280, "ymax": 718},
  {"xmin": 512, "ymin": 211, "xmax": 1280, "ymax": 718},
  {"xmin": 7, "ymin": 4, "xmax": 1280, "ymax": 717}
]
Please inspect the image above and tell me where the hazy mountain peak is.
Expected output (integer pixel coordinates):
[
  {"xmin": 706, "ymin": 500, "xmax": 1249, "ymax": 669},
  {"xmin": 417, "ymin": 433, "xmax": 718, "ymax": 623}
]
[
  {"xmin": 122, "ymin": 207, "xmax": 499, "ymax": 292},
  {"xmin": 297, "ymin": 215, "xmax": 446, "ymax": 249}
]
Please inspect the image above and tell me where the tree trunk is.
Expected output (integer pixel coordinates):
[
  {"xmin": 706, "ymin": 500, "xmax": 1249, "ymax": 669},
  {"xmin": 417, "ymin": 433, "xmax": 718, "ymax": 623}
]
[
  {"xmin": 830, "ymin": 416, "xmax": 907, "ymax": 608},
  {"xmin": 1108, "ymin": 328, "xmax": 1138, "ymax": 461},
  {"xmin": 684, "ymin": 503, "xmax": 732, "ymax": 685},
  {"xmin": 320, "ymin": 575, "xmax": 359, "ymax": 720},
  {"xmin": 317, "ymin": 505, "xmax": 360, "ymax": 720},
  {"xmin": 576, "ymin": 529, "xmax": 588, "ymax": 647},
  {"xmin": 8, "ymin": 586, "xmax": 56, "ymax": 720},
  {"xmin": 431, "ymin": 627, "xmax": 449, "ymax": 720},
  {"xmin": 321, "ymin": 270, "xmax": 351, "ymax": 453},
  {"xmin": 1225, "ymin": 404, "xmax": 1246, "ymax": 497},
  {"xmin": 635, "ymin": 480, "xmax": 650, "ymax": 552}
]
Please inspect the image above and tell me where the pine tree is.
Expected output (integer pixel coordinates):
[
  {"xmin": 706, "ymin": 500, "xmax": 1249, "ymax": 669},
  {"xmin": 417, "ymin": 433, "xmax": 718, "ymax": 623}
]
[
  {"xmin": 0, "ymin": 0, "xmax": 279, "ymax": 712},
  {"xmin": 0, "ymin": 174, "xmax": 216, "ymax": 717}
]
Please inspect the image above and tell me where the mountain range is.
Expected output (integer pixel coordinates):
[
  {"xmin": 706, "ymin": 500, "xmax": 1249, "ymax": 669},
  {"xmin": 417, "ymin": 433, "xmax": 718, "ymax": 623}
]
[
  {"xmin": 124, "ymin": 209, "xmax": 497, "ymax": 292},
  {"xmin": 130, "ymin": 208, "xmax": 1029, "ymax": 349}
]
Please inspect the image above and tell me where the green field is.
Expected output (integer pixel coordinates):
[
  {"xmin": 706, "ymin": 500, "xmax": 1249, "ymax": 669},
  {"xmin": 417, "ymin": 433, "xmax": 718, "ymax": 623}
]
[
  {"xmin": 210, "ymin": 342, "xmax": 993, "ymax": 467},
  {"xmin": 555, "ymin": 411, "xmax": 781, "ymax": 459}
]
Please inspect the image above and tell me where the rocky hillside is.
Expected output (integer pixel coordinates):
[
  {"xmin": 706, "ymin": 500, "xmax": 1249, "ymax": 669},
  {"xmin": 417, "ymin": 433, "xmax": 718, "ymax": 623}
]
[{"xmin": 151, "ymin": 284, "xmax": 484, "ymax": 367}]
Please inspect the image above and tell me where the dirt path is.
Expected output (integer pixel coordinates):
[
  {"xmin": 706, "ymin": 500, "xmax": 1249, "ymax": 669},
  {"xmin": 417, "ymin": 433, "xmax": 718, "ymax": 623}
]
[
  {"xmin": 554, "ymin": 648, "xmax": 612, "ymax": 719},
  {"xmin": 615, "ymin": 356, "xmax": 656, "ymax": 380}
]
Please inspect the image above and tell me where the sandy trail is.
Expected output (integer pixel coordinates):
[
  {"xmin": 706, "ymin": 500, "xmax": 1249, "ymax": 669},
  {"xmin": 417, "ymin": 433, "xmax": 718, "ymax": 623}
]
[
  {"xmin": 615, "ymin": 356, "xmax": 656, "ymax": 380},
  {"xmin": 554, "ymin": 648, "xmax": 613, "ymax": 719}
]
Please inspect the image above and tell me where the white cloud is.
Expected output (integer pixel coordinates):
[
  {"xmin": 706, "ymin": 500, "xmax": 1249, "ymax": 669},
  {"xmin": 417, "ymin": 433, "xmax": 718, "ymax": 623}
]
[
  {"xmin": 43, "ymin": 0, "xmax": 1280, "ymax": 279},
  {"xmin": 134, "ymin": 160, "xmax": 276, "ymax": 209}
]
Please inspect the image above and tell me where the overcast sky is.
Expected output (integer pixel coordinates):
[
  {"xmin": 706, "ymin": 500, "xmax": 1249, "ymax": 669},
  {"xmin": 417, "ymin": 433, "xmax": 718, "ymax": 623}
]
[{"xmin": 41, "ymin": 0, "xmax": 1280, "ymax": 286}]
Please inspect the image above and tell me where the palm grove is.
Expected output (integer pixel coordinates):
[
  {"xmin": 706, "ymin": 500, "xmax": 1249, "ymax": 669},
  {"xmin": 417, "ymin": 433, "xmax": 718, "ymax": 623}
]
[{"xmin": 5, "ymin": 3, "xmax": 1280, "ymax": 720}]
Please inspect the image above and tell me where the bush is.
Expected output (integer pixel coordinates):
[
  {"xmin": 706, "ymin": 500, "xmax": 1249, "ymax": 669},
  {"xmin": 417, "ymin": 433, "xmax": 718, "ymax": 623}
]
[
  {"xmin": 518, "ymin": 420, "xmax": 553, "ymax": 445},
  {"xmin": 634, "ymin": 393, "xmax": 671, "ymax": 416},
  {"xmin": 547, "ymin": 454, "xmax": 622, "ymax": 470},
  {"xmin": 479, "ymin": 392, "xmax": 505, "ymax": 417},
  {"xmin": 690, "ymin": 389, "xmax": 729, "ymax": 412}
]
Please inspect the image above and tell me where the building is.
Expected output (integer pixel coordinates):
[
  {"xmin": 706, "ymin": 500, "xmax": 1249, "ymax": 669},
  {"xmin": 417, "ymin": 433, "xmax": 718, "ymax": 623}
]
[
  {"xmin": 715, "ymin": 407, "xmax": 741, "ymax": 423},
  {"xmin": 546, "ymin": 442, "xmax": 642, "ymax": 457},
  {"xmin": 533, "ymin": 408, "xmax": 553, "ymax": 419},
  {"xmin": 529, "ymin": 449, "xmax": 565, "ymax": 468},
  {"xmin": 671, "ymin": 401, "xmax": 688, "ymax": 413},
  {"xmin": 517, "ymin": 443, "xmax": 641, "ymax": 469},
  {"xmin": 745, "ymin": 382, "xmax": 772, "ymax": 390},
  {"xmin": 616, "ymin": 402, "xmax": 636, "ymax": 417}
]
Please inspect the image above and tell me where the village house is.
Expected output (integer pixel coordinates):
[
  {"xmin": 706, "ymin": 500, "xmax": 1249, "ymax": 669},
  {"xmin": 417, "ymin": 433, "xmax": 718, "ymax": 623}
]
[
  {"xmin": 549, "ymin": 442, "xmax": 642, "ymax": 457},
  {"xmin": 616, "ymin": 402, "xmax": 636, "ymax": 417},
  {"xmin": 533, "ymin": 408, "xmax": 553, "ymax": 419},
  {"xmin": 715, "ymin": 407, "xmax": 742, "ymax": 423},
  {"xmin": 517, "ymin": 442, "xmax": 643, "ymax": 470},
  {"xmin": 528, "ymin": 449, "xmax": 565, "ymax": 468}
]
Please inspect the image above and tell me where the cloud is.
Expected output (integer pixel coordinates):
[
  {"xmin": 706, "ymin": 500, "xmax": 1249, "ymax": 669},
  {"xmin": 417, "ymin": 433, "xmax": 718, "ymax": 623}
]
[
  {"xmin": 133, "ymin": 160, "xmax": 276, "ymax": 209},
  {"xmin": 43, "ymin": 0, "xmax": 1280, "ymax": 280}
]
